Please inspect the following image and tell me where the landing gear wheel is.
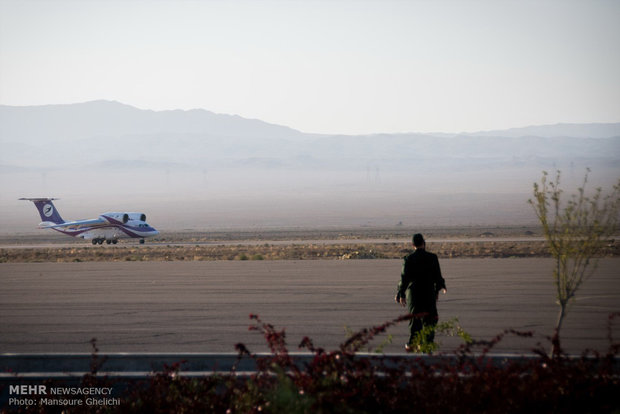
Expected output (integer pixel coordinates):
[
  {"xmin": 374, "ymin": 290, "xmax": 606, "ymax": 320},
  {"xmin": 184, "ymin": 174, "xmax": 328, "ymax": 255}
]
[
  {"xmin": 92, "ymin": 239, "xmax": 98, "ymax": 245},
  {"xmin": 139, "ymin": 239, "xmax": 145, "ymax": 244},
  {"xmin": 97, "ymin": 239, "xmax": 104, "ymax": 245},
  {"xmin": 106, "ymin": 240, "xmax": 112, "ymax": 245},
  {"xmin": 112, "ymin": 239, "xmax": 118, "ymax": 244}
]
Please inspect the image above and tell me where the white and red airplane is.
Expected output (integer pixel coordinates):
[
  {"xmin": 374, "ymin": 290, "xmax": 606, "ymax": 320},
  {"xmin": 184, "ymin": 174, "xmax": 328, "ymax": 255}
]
[{"xmin": 20, "ymin": 198, "xmax": 159, "ymax": 244}]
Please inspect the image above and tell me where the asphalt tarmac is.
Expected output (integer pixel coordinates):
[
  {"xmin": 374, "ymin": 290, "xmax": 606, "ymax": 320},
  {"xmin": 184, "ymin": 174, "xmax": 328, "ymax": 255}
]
[{"xmin": 1, "ymin": 259, "xmax": 618, "ymax": 355}]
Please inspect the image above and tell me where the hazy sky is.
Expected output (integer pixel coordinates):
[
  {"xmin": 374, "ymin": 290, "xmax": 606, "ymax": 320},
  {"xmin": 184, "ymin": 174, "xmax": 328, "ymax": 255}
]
[{"xmin": 1, "ymin": 0, "xmax": 619, "ymax": 135}]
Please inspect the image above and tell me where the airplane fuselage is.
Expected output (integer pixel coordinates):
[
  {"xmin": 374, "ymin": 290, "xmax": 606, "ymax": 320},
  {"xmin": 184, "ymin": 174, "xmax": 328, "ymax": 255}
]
[{"xmin": 21, "ymin": 198, "xmax": 159, "ymax": 245}]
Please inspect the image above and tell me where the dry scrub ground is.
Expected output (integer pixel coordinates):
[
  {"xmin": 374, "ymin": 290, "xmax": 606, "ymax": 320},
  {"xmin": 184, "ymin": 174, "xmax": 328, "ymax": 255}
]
[{"xmin": 1, "ymin": 240, "xmax": 618, "ymax": 263}]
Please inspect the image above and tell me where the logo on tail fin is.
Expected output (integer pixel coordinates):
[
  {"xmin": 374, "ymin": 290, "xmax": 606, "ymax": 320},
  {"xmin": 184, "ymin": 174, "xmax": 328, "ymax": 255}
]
[
  {"xmin": 20, "ymin": 198, "xmax": 65, "ymax": 224},
  {"xmin": 43, "ymin": 204, "xmax": 54, "ymax": 217}
]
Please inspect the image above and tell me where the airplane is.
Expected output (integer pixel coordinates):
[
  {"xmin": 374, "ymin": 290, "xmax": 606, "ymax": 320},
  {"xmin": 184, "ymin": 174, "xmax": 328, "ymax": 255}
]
[{"xmin": 20, "ymin": 197, "xmax": 159, "ymax": 245}]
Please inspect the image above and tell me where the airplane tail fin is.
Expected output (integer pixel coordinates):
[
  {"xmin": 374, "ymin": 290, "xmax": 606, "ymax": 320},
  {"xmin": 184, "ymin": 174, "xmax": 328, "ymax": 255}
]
[{"xmin": 19, "ymin": 198, "xmax": 65, "ymax": 225}]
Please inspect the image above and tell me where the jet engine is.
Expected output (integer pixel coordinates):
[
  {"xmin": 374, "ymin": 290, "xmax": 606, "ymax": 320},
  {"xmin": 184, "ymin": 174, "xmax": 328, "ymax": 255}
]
[
  {"xmin": 127, "ymin": 213, "xmax": 147, "ymax": 222},
  {"xmin": 100, "ymin": 212, "xmax": 129, "ymax": 223},
  {"xmin": 100, "ymin": 212, "xmax": 147, "ymax": 224}
]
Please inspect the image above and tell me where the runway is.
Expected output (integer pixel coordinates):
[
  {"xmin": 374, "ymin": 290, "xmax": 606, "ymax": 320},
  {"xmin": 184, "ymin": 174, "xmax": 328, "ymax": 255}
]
[{"xmin": 1, "ymin": 259, "xmax": 619, "ymax": 355}]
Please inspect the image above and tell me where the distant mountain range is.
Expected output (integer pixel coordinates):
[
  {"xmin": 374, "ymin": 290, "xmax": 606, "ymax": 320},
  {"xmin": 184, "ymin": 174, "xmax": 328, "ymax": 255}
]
[
  {"xmin": 2, "ymin": 101, "xmax": 619, "ymax": 231},
  {"xmin": 0, "ymin": 100, "xmax": 305, "ymax": 143},
  {"xmin": 461, "ymin": 123, "xmax": 620, "ymax": 139},
  {"xmin": 1, "ymin": 100, "xmax": 618, "ymax": 173},
  {"xmin": 2, "ymin": 100, "xmax": 619, "ymax": 141}
]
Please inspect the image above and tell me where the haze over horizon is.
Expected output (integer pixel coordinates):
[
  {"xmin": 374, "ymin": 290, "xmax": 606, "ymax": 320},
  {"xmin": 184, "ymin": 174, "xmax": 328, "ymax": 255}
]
[
  {"xmin": 1, "ymin": 1, "xmax": 618, "ymax": 235},
  {"xmin": 1, "ymin": 101, "xmax": 618, "ymax": 235}
]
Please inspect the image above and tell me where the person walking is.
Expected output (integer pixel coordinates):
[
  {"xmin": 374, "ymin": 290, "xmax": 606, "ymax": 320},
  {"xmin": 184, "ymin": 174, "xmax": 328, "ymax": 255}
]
[{"xmin": 395, "ymin": 233, "xmax": 446, "ymax": 352}]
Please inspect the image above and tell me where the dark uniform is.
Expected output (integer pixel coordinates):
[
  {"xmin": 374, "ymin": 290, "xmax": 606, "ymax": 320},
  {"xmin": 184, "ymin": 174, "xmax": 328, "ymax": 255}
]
[{"xmin": 396, "ymin": 248, "xmax": 446, "ymax": 346}]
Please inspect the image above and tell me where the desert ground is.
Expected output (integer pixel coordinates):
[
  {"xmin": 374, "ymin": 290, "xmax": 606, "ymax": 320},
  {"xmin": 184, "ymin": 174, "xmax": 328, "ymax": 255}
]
[{"xmin": 1, "ymin": 226, "xmax": 618, "ymax": 263}]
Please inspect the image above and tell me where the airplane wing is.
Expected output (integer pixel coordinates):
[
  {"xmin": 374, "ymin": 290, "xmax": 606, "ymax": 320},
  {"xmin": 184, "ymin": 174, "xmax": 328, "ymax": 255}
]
[{"xmin": 39, "ymin": 218, "xmax": 107, "ymax": 230}]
